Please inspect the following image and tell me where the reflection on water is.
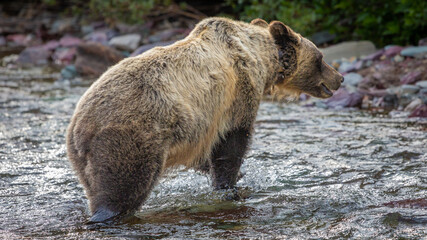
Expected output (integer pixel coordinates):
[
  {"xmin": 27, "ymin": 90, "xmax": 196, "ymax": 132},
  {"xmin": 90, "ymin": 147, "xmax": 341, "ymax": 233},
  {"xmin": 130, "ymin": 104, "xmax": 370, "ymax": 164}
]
[{"xmin": 1, "ymin": 68, "xmax": 426, "ymax": 239}]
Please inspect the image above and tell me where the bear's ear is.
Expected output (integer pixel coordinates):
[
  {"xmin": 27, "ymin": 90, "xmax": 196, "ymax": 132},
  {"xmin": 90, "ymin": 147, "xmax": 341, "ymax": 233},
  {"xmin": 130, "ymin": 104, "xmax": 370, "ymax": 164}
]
[
  {"xmin": 250, "ymin": 18, "xmax": 268, "ymax": 28},
  {"xmin": 268, "ymin": 21, "xmax": 300, "ymax": 46}
]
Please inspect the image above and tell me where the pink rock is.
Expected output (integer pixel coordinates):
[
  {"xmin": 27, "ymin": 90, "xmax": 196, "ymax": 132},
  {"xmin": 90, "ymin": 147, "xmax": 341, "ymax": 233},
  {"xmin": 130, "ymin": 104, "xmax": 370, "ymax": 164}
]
[
  {"xmin": 130, "ymin": 40, "xmax": 176, "ymax": 57},
  {"xmin": 17, "ymin": 46, "xmax": 51, "ymax": 65},
  {"xmin": 362, "ymin": 49, "xmax": 384, "ymax": 61},
  {"xmin": 53, "ymin": 47, "xmax": 76, "ymax": 65},
  {"xmin": 384, "ymin": 46, "xmax": 403, "ymax": 58},
  {"xmin": 408, "ymin": 104, "xmax": 427, "ymax": 118},
  {"xmin": 400, "ymin": 71, "xmax": 422, "ymax": 85},
  {"xmin": 6, "ymin": 34, "xmax": 27, "ymax": 46},
  {"xmin": 325, "ymin": 87, "xmax": 363, "ymax": 108},
  {"xmin": 59, "ymin": 36, "xmax": 82, "ymax": 47},
  {"xmin": 42, "ymin": 40, "xmax": 60, "ymax": 50},
  {"xmin": 148, "ymin": 28, "xmax": 190, "ymax": 43}
]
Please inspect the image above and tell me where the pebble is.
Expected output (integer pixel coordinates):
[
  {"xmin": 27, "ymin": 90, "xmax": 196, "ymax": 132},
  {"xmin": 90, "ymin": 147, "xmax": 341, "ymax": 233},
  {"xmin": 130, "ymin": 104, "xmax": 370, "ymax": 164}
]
[
  {"xmin": 384, "ymin": 46, "xmax": 403, "ymax": 58},
  {"xmin": 130, "ymin": 40, "xmax": 176, "ymax": 57},
  {"xmin": 53, "ymin": 47, "xmax": 76, "ymax": 65},
  {"xmin": 6, "ymin": 34, "xmax": 27, "ymax": 46},
  {"xmin": 400, "ymin": 84, "xmax": 420, "ymax": 94},
  {"xmin": 393, "ymin": 55, "xmax": 404, "ymax": 63},
  {"xmin": 49, "ymin": 18, "xmax": 77, "ymax": 34},
  {"xmin": 84, "ymin": 31, "xmax": 109, "ymax": 45},
  {"xmin": 75, "ymin": 42, "xmax": 124, "ymax": 76},
  {"xmin": 400, "ymin": 46, "xmax": 427, "ymax": 58},
  {"xmin": 60, "ymin": 65, "xmax": 77, "ymax": 79},
  {"xmin": 109, "ymin": 34, "xmax": 141, "ymax": 51},
  {"xmin": 343, "ymin": 72, "xmax": 363, "ymax": 86},
  {"xmin": 59, "ymin": 36, "xmax": 82, "ymax": 47},
  {"xmin": 362, "ymin": 49, "xmax": 384, "ymax": 61},
  {"xmin": 400, "ymin": 71, "xmax": 422, "ymax": 84},
  {"xmin": 147, "ymin": 28, "xmax": 189, "ymax": 43},
  {"xmin": 42, "ymin": 40, "xmax": 60, "ymax": 51},
  {"xmin": 0, "ymin": 36, "xmax": 6, "ymax": 46},
  {"xmin": 415, "ymin": 80, "xmax": 427, "ymax": 89},
  {"xmin": 17, "ymin": 46, "xmax": 51, "ymax": 65},
  {"xmin": 404, "ymin": 98, "xmax": 423, "ymax": 112},
  {"xmin": 338, "ymin": 61, "xmax": 354, "ymax": 73},
  {"xmin": 325, "ymin": 88, "xmax": 363, "ymax": 108},
  {"xmin": 408, "ymin": 104, "xmax": 427, "ymax": 118}
]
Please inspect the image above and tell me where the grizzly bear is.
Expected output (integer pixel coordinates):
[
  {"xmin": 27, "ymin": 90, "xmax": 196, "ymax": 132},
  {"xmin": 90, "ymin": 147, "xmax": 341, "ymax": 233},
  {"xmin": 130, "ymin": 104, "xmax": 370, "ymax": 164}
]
[{"xmin": 66, "ymin": 17, "xmax": 343, "ymax": 223}]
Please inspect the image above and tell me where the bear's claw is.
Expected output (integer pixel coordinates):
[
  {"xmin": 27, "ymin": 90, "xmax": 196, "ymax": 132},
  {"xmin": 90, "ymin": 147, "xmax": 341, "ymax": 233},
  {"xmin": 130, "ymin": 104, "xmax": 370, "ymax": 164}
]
[{"xmin": 86, "ymin": 207, "xmax": 120, "ymax": 224}]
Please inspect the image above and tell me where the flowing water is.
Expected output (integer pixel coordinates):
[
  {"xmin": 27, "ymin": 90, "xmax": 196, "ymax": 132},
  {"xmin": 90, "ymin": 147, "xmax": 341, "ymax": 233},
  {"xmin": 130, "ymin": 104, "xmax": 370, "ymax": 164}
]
[{"xmin": 1, "ymin": 67, "xmax": 426, "ymax": 239}]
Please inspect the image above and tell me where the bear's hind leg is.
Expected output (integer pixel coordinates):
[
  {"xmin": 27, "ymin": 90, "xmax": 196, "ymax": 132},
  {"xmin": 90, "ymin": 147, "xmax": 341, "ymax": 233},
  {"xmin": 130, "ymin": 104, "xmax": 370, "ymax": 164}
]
[
  {"xmin": 84, "ymin": 125, "xmax": 166, "ymax": 223},
  {"xmin": 210, "ymin": 127, "xmax": 251, "ymax": 190}
]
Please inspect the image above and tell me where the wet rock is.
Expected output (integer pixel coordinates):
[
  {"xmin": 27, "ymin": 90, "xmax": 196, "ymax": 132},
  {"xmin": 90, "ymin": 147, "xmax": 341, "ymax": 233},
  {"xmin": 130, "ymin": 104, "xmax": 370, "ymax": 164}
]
[
  {"xmin": 343, "ymin": 72, "xmax": 363, "ymax": 86},
  {"xmin": 147, "ymin": 28, "xmax": 190, "ymax": 43},
  {"xmin": 42, "ymin": 40, "xmax": 60, "ymax": 51},
  {"xmin": 400, "ymin": 84, "xmax": 420, "ymax": 94},
  {"xmin": 59, "ymin": 36, "xmax": 82, "ymax": 47},
  {"xmin": 325, "ymin": 88, "xmax": 363, "ymax": 108},
  {"xmin": 415, "ymin": 80, "xmax": 427, "ymax": 88},
  {"xmin": 130, "ymin": 40, "xmax": 176, "ymax": 57},
  {"xmin": 384, "ymin": 46, "xmax": 403, "ymax": 58},
  {"xmin": 400, "ymin": 71, "xmax": 422, "ymax": 84},
  {"xmin": 408, "ymin": 104, "xmax": 427, "ymax": 118},
  {"xmin": 53, "ymin": 47, "xmax": 76, "ymax": 65},
  {"xmin": 109, "ymin": 34, "xmax": 141, "ymax": 51},
  {"xmin": 311, "ymin": 31, "xmax": 336, "ymax": 46},
  {"xmin": 17, "ymin": 46, "xmax": 51, "ymax": 65},
  {"xmin": 75, "ymin": 42, "xmax": 124, "ymax": 76},
  {"xmin": 320, "ymin": 41, "xmax": 376, "ymax": 63},
  {"xmin": 400, "ymin": 46, "xmax": 427, "ymax": 58},
  {"xmin": 404, "ymin": 98, "xmax": 423, "ymax": 112},
  {"xmin": 60, "ymin": 65, "xmax": 78, "ymax": 79},
  {"xmin": 382, "ymin": 94, "xmax": 399, "ymax": 109}
]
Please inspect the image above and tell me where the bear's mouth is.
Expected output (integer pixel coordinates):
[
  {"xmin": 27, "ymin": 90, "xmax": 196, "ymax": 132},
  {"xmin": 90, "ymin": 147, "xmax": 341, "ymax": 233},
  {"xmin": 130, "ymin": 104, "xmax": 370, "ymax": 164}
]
[{"xmin": 321, "ymin": 83, "xmax": 333, "ymax": 97}]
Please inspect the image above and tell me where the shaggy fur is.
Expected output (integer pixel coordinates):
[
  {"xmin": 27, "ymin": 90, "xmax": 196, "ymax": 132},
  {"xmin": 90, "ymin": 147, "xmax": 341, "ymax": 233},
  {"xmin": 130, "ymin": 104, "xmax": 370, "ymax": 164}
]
[{"xmin": 66, "ymin": 17, "xmax": 342, "ymax": 223}]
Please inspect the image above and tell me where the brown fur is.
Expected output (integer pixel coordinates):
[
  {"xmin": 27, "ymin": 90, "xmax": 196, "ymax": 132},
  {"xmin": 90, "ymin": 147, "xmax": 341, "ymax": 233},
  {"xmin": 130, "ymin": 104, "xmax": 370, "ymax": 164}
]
[{"xmin": 66, "ymin": 17, "xmax": 342, "ymax": 222}]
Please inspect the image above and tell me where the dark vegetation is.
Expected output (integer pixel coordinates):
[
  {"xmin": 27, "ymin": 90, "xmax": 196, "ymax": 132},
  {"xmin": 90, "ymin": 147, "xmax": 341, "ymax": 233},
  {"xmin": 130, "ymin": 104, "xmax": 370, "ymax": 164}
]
[{"xmin": 7, "ymin": 0, "xmax": 422, "ymax": 47}]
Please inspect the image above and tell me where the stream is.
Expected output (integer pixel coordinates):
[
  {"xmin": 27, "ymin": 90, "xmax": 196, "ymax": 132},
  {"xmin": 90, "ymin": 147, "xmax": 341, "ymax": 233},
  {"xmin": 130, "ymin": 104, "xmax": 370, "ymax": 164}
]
[{"xmin": 1, "ymin": 67, "xmax": 426, "ymax": 239}]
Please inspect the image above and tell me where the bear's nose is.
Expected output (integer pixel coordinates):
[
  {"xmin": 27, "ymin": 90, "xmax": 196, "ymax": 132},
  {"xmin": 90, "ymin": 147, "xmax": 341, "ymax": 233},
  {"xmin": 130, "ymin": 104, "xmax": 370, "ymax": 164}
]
[{"xmin": 340, "ymin": 76, "xmax": 344, "ymax": 83}]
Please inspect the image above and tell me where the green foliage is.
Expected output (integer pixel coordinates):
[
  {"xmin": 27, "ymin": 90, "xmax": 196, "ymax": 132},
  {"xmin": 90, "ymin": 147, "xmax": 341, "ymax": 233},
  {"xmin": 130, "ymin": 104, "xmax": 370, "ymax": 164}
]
[
  {"xmin": 87, "ymin": 0, "xmax": 172, "ymax": 24},
  {"xmin": 226, "ymin": 0, "xmax": 427, "ymax": 47}
]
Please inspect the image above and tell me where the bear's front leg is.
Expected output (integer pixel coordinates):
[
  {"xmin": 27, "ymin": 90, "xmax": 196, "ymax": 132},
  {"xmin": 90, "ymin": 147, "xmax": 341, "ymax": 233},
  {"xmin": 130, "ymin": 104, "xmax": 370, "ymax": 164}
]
[{"xmin": 210, "ymin": 127, "xmax": 251, "ymax": 190}]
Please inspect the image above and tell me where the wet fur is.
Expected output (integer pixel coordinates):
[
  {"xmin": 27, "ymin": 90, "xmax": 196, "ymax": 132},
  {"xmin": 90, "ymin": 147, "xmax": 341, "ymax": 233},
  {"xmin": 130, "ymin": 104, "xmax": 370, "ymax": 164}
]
[{"xmin": 66, "ymin": 17, "xmax": 342, "ymax": 222}]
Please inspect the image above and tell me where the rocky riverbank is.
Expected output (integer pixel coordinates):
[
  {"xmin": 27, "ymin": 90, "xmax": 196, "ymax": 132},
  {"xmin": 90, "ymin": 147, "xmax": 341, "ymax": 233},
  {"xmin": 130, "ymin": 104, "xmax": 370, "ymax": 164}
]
[{"xmin": 1, "ymin": 12, "xmax": 426, "ymax": 118}]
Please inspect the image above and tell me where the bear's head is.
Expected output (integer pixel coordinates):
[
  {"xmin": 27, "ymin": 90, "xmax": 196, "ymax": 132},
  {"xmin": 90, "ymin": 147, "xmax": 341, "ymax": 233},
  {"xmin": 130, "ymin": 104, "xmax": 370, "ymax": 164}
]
[{"xmin": 252, "ymin": 19, "xmax": 343, "ymax": 99}]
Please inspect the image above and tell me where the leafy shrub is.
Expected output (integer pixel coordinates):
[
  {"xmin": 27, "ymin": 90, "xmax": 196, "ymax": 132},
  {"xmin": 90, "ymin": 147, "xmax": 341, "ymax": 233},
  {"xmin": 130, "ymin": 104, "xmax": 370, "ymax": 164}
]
[
  {"xmin": 87, "ymin": 0, "xmax": 172, "ymax": 24},
  {"xmin": 226, "ymin": 0, "xmax": 427, "ymax": 47}
]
